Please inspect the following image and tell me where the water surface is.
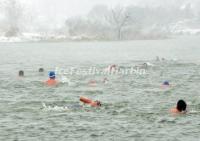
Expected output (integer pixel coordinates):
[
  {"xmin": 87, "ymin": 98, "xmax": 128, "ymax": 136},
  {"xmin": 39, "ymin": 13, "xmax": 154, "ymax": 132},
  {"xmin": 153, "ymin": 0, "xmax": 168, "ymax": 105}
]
[{"xmin": 0, "ymin": 36, "xmax": 200, "ymax": 141}]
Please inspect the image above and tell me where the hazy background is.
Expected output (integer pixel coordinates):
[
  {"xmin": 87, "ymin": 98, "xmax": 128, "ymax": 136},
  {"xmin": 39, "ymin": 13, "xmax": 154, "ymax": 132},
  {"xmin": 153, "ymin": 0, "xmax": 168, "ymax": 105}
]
[{"xmin": 0, "ymin": 0, "xmax": 200, "ymax": 41}]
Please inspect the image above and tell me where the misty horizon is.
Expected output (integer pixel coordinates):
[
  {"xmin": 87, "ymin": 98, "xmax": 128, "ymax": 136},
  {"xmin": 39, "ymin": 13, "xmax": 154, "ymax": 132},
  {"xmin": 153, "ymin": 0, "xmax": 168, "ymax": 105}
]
[{"xmin": 0, "ymin": 0, "xmax": 200, "ymax": 41}]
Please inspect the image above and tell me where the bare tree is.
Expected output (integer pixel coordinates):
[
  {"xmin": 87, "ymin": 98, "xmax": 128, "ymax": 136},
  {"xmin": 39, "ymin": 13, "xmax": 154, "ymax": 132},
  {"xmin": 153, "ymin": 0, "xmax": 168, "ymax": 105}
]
[
  {"xmin": 105, "ymin": 6, "xmax": 131, "ymax": 40},
  {"xmin": 4, "ymin": 0, "xmax": 23, "ymax": 37}
]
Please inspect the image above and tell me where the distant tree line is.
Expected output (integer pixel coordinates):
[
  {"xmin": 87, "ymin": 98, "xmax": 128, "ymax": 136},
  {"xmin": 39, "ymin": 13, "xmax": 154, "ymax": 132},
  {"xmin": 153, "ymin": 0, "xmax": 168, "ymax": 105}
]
[
  {"xmin": 65, "ymin": 4, "xmax": 195, "ymax": 40},
  {"xmin": 0, "ymin": 0, "xmax": 198, "ymax": 40}
]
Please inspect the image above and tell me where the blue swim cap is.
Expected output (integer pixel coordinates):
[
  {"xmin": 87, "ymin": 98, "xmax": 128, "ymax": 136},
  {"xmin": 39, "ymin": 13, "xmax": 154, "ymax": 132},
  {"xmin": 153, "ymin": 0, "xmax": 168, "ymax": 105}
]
[
  {"xmin": 163, "ymin": 81, "xmax": 169, "ymax": 85},
  {"xmin": 49, "ymin": 71, "xmax": 56, "ymax": 78}
]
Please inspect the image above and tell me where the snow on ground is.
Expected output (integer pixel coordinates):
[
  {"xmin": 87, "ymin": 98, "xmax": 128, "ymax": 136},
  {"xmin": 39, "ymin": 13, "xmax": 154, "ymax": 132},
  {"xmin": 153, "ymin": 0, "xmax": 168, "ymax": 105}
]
[{"xmin": 0, "ymin": 24, "xmax": 200, "ymax": 42}]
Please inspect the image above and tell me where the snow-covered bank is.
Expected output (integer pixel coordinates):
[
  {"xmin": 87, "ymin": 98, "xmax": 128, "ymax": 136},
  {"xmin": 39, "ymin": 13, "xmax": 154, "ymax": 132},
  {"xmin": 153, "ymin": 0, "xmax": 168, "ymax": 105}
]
[
  {"xmin": 170, "ymin": 19, "xmax": 200, "ymax": 35},
  {"xmin": 173, "ymin": 28, "xmax": 200, "ymax": 35},
  {"xmin": 0, "ymin": 33, "xmax": 69, "ymax": 42},
  {"xmin": 0, "ymin": 30, "xmax": 199, "ymax": 42}
]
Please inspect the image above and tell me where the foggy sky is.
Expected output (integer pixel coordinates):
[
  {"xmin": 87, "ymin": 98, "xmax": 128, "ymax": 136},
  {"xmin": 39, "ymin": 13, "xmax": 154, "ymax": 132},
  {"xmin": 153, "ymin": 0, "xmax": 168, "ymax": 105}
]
[
  {"xmin": 2, "ymin": 0, "xmax": 200, "ymax": 29},
  {"xmin": 20, "ymin": 0, "xmax": 199, "ymax": 21}
]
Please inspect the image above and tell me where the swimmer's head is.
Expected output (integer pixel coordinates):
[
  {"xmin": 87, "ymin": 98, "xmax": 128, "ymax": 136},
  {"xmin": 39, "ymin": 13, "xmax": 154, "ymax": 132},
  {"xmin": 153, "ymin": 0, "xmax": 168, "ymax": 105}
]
[
  {"xmin": 39, "ymin": 68, "xmax": 44, "ymax": 72},
  {"xmin": 143, "ymin": 63, "xmax": 148, "ymax": 67},
  {"xmin": 95, "ymin": 100, "xmax": 101, "ymax": 107},
  {"xmin": 176, "ymin": 100, "xmax": 187, "ymax": 112},
  {"xmin": 49, "ymin": 71, "xmax": 56, "ymax": 79},
  {"xmin": 19, "ymin": 70, "xmax": 24, "ymax": 77},
  {"xmin": 103, "ymin": 78, "xmax": 108, "ymax": 82},
  {"xmin": 163, "ymin": 81, "xmax": 169, "ymax": 86},
  {"xmin": 112, "ymin": 64, "xmax": 116, "ymax": 67}
]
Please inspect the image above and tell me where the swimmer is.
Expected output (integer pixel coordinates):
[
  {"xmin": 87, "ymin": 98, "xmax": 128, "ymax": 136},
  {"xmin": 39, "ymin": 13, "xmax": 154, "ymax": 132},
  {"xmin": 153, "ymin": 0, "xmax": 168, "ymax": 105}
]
[
  {"xmin": 39, "ymin": 68, "xmax": 44, "ymax": 72},
  {"xmin": 109, "ymin": 64, "xmax": 117, "ymax": 72},
  {"xmin": 137, "ymin": 62, "xmax": 154, "ymax": 69},
  {"xmin": 161, "ymin": 81, "xmax": 171, "ymax": 89},
  {"xmin": 45, "ymin": 71, "xmax": 58, "ymax": 86},
  {"xmin": 105, "ymin": 64, "xmax": 117, "ymax": 73},
  {"xmin": 170, "ymin": 100, "xmax": 187, "ymax": 114},
  {"xmin": 88, "ymin": 80, "xmax": 97, "ymax": 87},
  {"xmin": 161, "ymin": 58, "xmax": 166, "ymax": 61},
  {"xmin": 103, "ymin": 78, "xmax": 108, "ymax": 84},
  {"xmin": 80, "ymin": 96, "xmax": 101, "ymax": 107},
  {"xmin": 19, "ymin": 70, "xmax": 24, "ymax": 77},
  {"xmin": 163, "ymin": 81, "xmax": 170, "ymax": 86},
  {"xmin": 142, "ymin": 63, "xmax": 148, "ymax": 69}
]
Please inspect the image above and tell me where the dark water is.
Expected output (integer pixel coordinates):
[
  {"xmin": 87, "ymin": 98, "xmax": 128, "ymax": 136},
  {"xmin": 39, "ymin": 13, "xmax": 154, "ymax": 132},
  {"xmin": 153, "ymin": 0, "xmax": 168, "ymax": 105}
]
[{"xmin": 0, "ymin": 36, "xmax": 200, "ymax": 141}]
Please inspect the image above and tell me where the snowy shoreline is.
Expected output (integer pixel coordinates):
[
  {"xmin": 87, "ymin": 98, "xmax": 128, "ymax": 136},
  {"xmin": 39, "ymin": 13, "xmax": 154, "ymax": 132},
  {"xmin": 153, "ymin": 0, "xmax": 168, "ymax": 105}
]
[{"xmin": 0, "ymin": 29, "xmax": 199, "ymax": 43}]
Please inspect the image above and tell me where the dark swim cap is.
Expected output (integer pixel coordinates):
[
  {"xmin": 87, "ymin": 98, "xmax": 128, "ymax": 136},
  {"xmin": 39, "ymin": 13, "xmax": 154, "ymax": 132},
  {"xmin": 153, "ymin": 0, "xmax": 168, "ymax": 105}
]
[
  {"xmin": 163, "ymin": 81, "xmax": 169, "ymax": 85},
  {"xmin": 39, "ymin": 68, "xmax": 44, "ymax": 72},
  {"xmin": 49, "ymin": 71, "xmax": 55, "ymax": 79},
  {"xmin": 19, "ymin": 70, "xmax": 24, "ymax": 76},
  {"xmin": 177, "ymin": 100, "xmax": 187, "ymax": 112},
  {"xmin": 95, "ymin": 101, "xmax": 101, "ymax": 106}
]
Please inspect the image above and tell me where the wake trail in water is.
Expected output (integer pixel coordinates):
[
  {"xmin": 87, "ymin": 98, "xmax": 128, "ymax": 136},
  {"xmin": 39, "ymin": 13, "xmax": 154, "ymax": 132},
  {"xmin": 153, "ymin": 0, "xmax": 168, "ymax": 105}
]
[{"xmin": 42, "ymin": 103, "xmax": 69, "ymax": 112}]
